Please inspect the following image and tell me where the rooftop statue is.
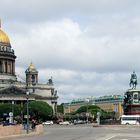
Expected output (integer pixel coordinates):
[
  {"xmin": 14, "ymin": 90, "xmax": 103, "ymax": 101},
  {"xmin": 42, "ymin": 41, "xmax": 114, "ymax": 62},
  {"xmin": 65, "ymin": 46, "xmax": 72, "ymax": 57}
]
[
  {"xmin": 129, "ymin": 71, "xmax": 137, "ymax": 89},
  {"xmin": 47, "ymin": 77, "xmax": 53, "ymax": 85}
]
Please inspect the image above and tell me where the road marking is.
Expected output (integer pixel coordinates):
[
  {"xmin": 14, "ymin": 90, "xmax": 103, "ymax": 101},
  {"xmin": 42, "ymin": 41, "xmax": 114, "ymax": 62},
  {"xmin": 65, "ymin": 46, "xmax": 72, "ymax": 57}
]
[{"xmin": 105, "ymin": 135, "xmax": 116, "ymax": 140}]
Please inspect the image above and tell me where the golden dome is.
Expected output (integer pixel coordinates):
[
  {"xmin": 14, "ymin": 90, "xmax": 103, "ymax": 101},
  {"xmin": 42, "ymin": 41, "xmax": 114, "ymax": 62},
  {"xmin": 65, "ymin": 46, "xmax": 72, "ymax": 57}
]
[
  {"xmin": 26, "ymin": 63, "xmax": 37, "ymax": 73},
  {"xmin": 0, "ymin": 29, "xmax": 10, "ymax": 45},
  {"xmin": 29, "ymin": 63, "xmax": 36, "ymax": 70}
]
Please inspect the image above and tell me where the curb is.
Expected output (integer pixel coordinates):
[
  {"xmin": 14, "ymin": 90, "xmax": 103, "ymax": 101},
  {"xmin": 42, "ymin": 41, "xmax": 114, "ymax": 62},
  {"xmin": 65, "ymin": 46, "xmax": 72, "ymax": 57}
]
[{"xmin": 93, "ymin": 124, "xmax": 140, "ymax": 128}]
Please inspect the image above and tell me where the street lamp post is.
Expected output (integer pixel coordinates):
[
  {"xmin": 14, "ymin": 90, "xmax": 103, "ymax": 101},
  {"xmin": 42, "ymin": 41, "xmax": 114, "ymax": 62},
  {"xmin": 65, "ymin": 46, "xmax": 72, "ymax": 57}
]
[
  {"xmin": 68, "ymin": 103, "xmax": 71, "ymax": 114},
  {"xmin": 12, "ymin": 100, "xmax": 14, "ymax": 123},
  {"xmin": 97, "ymin": 112, "xmax": 101, "ymax": 125},
  {"xmin": 68, "ymin": 103, "xmax": 71, "ymax": 121},
  {"xmin": 26, "ymin": 91, "xmax": 29, "ymax": 134},
  {"xmin": 86, "ymin": 99, "xmax": 89, "ymax": 124}
]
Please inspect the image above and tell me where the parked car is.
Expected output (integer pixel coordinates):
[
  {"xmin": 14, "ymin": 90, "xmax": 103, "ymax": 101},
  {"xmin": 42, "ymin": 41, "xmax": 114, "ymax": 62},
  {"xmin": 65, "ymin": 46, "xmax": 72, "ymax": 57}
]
[
  {"xmin": 74, "ymin": 120, "xmax": 86, "ymax": 125},
  {"xmin": 56, "ymin": 119, "xmax": 63, "ymax": 124},
  {"xmin": 42, "ymin": 121, "xmax": 53, "ymax": 125},
  {"xmin": 59, "ymin": 121, "xmax": 70, "ymax": 125}
]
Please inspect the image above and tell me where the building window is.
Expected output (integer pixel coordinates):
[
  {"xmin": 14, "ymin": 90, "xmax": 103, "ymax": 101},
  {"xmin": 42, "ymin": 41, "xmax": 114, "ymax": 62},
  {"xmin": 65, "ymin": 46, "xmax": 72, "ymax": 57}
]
[
  {"xmin": 31, "ymin": 75, "xmax": 35, "ymax": 84},
  {"xmin": 134, "ymin": 94, "xmax": 138, "ymax": 100}
]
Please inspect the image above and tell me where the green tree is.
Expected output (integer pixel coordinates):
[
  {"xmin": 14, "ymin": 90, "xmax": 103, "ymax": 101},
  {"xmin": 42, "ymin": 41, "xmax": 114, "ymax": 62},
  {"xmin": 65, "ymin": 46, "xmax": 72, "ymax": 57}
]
[
  {"xmin": 76, "ymin": 105, "xmax": 101, "ymax": 114},
  {"xmin": 0, "ymin": 103, "xmax": 21, "ymax": 117},
  {"xmin": 75, "ymin": 105, "xmax": 116, "ymax": 120},
  {"xmin": 23, "ymin": 101, "xmax": 53, "ymax": 122},
  {"xmin": 57, "ymin": 103, "xmax": 64, "ymax": 114}
]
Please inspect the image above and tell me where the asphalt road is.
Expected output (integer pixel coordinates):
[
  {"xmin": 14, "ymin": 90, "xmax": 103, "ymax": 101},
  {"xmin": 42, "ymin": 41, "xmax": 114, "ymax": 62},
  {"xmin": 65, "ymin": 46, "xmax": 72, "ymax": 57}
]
[{"xmin": 11, "ymin": 124, "xmax": 140, "ymax": 140}]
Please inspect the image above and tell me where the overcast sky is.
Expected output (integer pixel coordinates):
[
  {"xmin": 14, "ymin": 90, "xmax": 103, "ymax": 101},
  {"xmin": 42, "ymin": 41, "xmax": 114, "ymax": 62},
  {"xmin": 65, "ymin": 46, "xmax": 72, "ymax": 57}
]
[{"xmin": 1, "ymin": 0, "xmax": 140, "ymax": 103}]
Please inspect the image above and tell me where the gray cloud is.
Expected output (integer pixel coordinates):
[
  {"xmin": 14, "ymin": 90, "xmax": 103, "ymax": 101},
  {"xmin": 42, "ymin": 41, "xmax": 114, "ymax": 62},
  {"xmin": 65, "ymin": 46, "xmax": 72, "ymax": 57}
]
[
  {"xmin": 1, "ymin": 0, "xmax": 140, "ymax": 103},
  {"xmin": 0, "ymin": 0, "xmax": 139, "ymax": 23}
]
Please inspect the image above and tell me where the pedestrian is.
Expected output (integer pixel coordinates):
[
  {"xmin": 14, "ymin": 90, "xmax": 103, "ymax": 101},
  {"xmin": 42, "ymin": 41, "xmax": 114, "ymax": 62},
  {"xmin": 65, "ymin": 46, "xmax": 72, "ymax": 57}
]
[{"xmin": 31, "ymin": 119, "xmax": 36, "ymax": 130}]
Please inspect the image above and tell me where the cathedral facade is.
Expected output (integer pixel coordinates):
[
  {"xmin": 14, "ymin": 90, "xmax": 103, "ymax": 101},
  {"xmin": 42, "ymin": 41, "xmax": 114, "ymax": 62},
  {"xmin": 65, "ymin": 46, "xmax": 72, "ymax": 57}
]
[{"xmin": 0, "ymin": 23, "xmax": 58, "ymax": 114}]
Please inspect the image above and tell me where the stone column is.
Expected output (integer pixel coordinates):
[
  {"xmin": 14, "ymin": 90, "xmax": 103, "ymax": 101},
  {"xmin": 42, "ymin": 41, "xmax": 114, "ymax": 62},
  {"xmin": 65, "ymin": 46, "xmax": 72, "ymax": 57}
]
[
  {"xmin": 29, "ymin": 75, "xmax": 32, "ymax": 85},
  {"xmin": 0, "ymin": 61, "xmax": 2, "ymax": 73},
  {"xmin": 36, "ymin": 74, "xmax": 38, "ymax": 83},
  {"xmin": 9, "ymin": 61, "xmax": 11, "ymax": 74},
  {"xmin": 2, "ymin": 60, "xmax": 5, "ymax": 73},
  {"xmin": 8, "ymin": 61, "xmax": 10, "ymax": 74},
  {"xmin": 55, "ymin": 102, "xmax": 57, "ymax": 116},
  {"xmin": 5, "ymin": 61, "xmax": 7, "ymax": 73},
  {"xmin": 12, "ymin": 61, "xmax": 14, "ymax": 74},
  {"xmin": 13, "ymin": 61, "xmax": 15, "ymax": 75}
]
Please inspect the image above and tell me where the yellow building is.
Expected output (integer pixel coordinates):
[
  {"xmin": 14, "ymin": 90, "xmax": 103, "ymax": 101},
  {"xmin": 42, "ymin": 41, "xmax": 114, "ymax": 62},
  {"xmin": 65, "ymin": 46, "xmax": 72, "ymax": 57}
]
[
  {"xmin": 63, "ymin": 95, "xmax": 124, "ymax": 119},
  {"xmin": 64, "ymin": 99, "xmax": 87, "ymax": 114},
  {"xmin": 94, "ymin": 95, "xmax": 124, "ymax": 119}
]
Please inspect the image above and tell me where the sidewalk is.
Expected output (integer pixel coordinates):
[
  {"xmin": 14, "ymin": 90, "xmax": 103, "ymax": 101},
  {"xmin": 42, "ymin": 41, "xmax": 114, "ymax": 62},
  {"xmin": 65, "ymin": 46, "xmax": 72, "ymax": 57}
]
[
  {"xmin": 0, "ymin": 129, "xmax": 36, "ymax": 140},
  {"xmin": 0, "ymin": 125, "xmax": 44, "ymax": 140}
]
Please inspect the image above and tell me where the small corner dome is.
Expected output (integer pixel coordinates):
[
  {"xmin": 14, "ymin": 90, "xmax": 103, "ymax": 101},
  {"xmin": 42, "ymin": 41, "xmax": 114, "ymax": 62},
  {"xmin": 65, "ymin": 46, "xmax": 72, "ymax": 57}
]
[{"xmin": 26, "ymin": 63, "xmax": 38, "ymax": 73}]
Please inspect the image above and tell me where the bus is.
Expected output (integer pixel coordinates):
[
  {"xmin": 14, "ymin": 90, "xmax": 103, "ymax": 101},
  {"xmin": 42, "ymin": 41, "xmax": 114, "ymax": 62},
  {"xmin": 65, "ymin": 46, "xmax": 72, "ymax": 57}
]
[{"xmin": 121, "ymin": 115, "xmax": 140, "ymax": 125}]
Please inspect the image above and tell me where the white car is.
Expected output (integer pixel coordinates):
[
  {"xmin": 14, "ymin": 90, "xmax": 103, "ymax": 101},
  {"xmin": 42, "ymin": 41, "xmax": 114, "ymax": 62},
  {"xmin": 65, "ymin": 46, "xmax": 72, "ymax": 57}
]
[
  {"xmin": 42, "ymin": 121, "xmax": 53, "ymax": 125},
  {"xmin": 59, "ymin": 121, "xmax": 70, "ymax": 125}
]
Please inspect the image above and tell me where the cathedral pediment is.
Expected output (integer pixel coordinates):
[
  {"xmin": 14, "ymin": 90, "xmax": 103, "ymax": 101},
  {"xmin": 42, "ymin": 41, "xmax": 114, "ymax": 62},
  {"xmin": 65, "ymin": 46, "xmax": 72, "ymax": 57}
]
[{"xmin": 0, "ymin": 86, "xmax": 26, "ymax": 96}]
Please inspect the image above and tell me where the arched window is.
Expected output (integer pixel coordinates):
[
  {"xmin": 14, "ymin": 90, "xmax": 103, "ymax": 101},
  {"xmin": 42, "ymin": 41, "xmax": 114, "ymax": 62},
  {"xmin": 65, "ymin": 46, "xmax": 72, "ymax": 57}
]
[
  {"xmin": 134, "ymin": 94, "xmax": 138, "ymax": 100},
  {"xmin": 31, "ymin": 75, "xmax": 35, "ymax": 84}
]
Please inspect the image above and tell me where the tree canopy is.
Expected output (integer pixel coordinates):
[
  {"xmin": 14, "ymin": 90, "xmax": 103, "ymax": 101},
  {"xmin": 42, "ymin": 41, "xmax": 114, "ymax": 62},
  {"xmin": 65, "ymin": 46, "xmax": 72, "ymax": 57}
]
[
  {"xmin": 75, "ymin": 105, "xmax": 115, "ymax": 120},
  {"xmin": 57, "ymin": 103, "xmax": 64, "ymax": 114},
  {"xmin": 0, "ymin": 103, "xmax": 21, "ymax": 117},
  {"xmin": 24, "ymin": 101, "xmax": 53, "ymax": 122}
]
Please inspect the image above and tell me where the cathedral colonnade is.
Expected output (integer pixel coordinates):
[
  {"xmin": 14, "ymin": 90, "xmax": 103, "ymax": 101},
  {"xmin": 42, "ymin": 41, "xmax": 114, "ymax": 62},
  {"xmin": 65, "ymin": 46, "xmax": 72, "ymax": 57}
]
[
  {"xmin": 0, "ymin": 59, "xmax": 15, "ymax": 75},
  {"xmin": 0, "ymin": 23, "xmax": 16, "ymax": 82}
]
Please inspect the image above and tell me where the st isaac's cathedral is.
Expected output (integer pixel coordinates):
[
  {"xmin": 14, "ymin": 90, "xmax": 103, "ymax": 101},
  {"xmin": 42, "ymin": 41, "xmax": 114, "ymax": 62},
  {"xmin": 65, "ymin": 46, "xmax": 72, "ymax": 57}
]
[{"xmin": 0, "ymin": 22, "xmax": 58, "ymax": 113}]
